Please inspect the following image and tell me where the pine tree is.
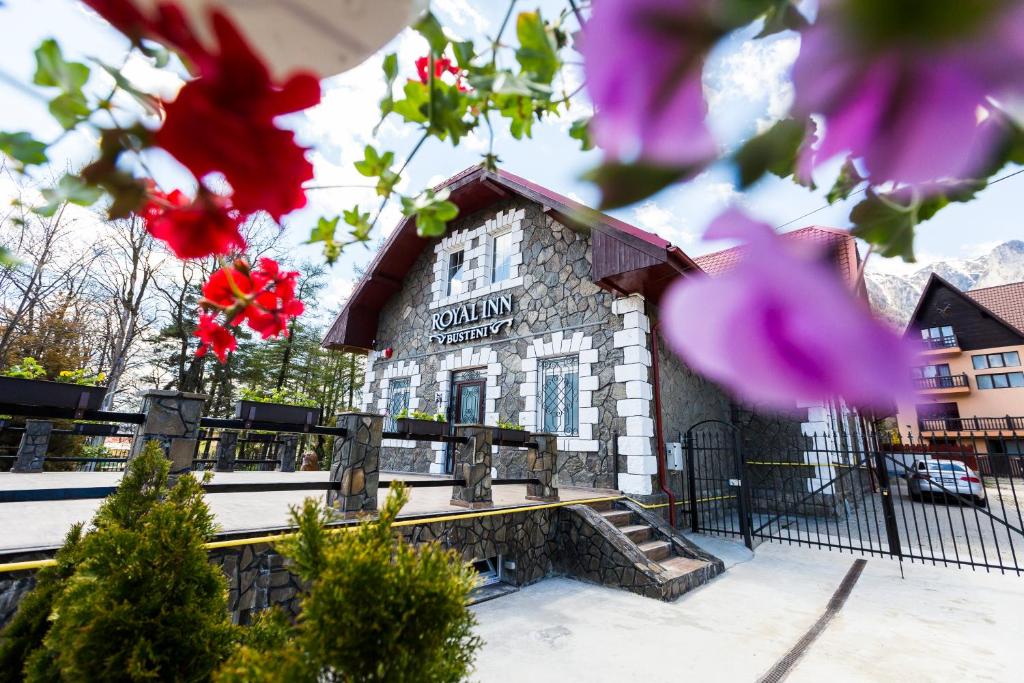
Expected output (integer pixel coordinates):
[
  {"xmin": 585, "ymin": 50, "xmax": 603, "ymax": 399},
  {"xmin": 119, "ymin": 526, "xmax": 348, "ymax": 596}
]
[{"xmin": 0, "ymin": 442, "xmax": 239, "ymax": 681}]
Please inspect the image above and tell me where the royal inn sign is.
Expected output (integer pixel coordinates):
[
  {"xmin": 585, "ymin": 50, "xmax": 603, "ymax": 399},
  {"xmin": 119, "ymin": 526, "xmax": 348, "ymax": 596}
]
[
  {"xmin": 430, "ymin": 294, "xmax": 514, "ymax": 345},
  {"xmin": 322, "ymin": 166, "xmax": 863, "ymax": 499}
]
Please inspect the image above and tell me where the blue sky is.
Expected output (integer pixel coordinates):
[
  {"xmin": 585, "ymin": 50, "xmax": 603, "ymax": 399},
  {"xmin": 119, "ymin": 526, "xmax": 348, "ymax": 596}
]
[{"xmin": 2, "ymin": 0, "xmax": 1022, "ymax": 318}]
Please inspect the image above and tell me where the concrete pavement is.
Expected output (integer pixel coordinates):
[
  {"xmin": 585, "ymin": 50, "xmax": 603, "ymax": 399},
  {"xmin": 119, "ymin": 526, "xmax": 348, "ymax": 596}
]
[{"xmin": 471, "ymin": 540, "xmax": 1022, "ymax": 682}]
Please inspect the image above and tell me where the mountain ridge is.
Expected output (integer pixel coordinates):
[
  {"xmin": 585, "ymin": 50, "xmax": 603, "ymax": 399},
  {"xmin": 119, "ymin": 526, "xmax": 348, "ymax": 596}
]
[{"xmin": 865, "ymin": 240, "xmax": 1024, "ymax": 326}]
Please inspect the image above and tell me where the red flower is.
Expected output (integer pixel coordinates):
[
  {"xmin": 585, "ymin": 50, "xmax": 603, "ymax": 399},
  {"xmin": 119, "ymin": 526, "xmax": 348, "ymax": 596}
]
[
  {"xmin": 415, "ymin": 55, "xmax": 468, "ymax": 92},
  {"xmin": 142, "ymin": 187, "xmax": 245, "ymax": 259},
  {"xmin": 197, "ymin": 257, "xmax": 304, "ymax": 360},
  {"xmin": 195, "ymin": 312, "xmax": 237, "ymax": 363},
  {"xmin": 85, "ymin": 2, "xmax": 321, "ymax": 220}
]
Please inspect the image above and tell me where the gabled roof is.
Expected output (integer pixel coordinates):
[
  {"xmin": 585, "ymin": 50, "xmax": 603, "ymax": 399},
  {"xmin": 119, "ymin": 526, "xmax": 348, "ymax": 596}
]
[
  {"xmin": 693, "ymin": 225, "xmax": 864, "ymax": 294},
  {"xmin": 905, "ymin": 273, "xmax": 1024, "ymax": 338},
  {"xmin": 322, "ymin": 166, "xmax": 700, "ymax": 351},
  {"xmin": 966, "ymin": 282, "xmax": 1024, "ymax": 335}
]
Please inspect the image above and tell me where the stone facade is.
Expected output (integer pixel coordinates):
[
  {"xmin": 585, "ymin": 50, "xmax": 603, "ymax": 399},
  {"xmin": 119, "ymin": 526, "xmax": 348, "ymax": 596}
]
[
  {"xmin": 363, "ymin": 197, "xmax": 631, "ymax": 490},
  {"xmin": 11, "ymin": 420, "xmax": 53, "ymax": 473},
  {"xmin": 328, "ymin": 413, "xmax": 383, "ymax": 516}
]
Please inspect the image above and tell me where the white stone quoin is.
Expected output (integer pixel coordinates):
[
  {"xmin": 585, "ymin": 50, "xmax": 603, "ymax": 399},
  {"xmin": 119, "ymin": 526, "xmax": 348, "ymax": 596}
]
[{"xmin": 612, "ymin": 294, "xmax": 657, "ymax": 496}]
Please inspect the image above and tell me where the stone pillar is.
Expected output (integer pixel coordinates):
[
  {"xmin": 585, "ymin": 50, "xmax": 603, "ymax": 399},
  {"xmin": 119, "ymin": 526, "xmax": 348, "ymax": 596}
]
[
  {"xmin": 214, "ymin": 431, "xmax": 238, "ymax": 472},
  {"xmin": 130, "ymin": 390, "xmax": 207, "ymax": 475},
  {"xmin": 450, "ymin": 424, "xmax": 492, "ymax": 509},
  {"xmin": 11, "ymin": 420, "xmax": 52, "ymax": 473},
  {"xmin": 328, "ymin": 413, "xmax": 382, "ymax": 517},
  {"xmin": 526, "ymin": 432, "xmax": 559, "ymax": 502},
  {"xmin": 277, "ymin": 434, "xmax": 299, "ymax": 472}
]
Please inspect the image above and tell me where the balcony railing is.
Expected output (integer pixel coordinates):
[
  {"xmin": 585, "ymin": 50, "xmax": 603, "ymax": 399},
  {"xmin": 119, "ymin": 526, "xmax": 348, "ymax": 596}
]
[
  {"xmin": 913, "ymin": 373, "xmax": 969, "ymax": 391},
  {"xmin": 919, "ymin": 416, "xmax": 1024, "ymax": 432},
  {"xmin": 921, "ymin": 335, "xmax": 959, "ymax": 350}
]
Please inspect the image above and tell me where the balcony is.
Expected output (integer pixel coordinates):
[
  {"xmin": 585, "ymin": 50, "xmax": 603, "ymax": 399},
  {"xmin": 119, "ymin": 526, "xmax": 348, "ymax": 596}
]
[
  {"xmin": 919, "ymin": 416, "xmax": 1024, "ymax": 434},
  {"xmin": 913, "ymin": 373, "xmax": 970, "ymax": 395},
  {"xmin": 920, "ymin": 335, "xmax": 961, "ymax": 357}
]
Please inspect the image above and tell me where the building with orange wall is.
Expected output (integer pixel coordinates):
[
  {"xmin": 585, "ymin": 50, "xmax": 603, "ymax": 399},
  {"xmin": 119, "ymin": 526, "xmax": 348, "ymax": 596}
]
[{"xmin": 894, "ymin": 275, "xmax": 1024, "ymax": 458}]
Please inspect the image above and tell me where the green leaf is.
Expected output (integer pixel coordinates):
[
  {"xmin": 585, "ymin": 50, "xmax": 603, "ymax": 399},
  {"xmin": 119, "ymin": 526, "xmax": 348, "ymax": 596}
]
[
  {"xmin": 392, "ymin": 80, "xmax": 430, "ymax": 124},
  {"xmin": 97, "ymin": 61, "xmax": 162, "ymax": 117},
  {"xmin": 381, "ymin": 52, "xmax": 398, "ymax": 84},
  {"xmin": 307, "ymin": 216, "xmax": 345, "ymax": 263},
  {"xmin": 33, "ymin": 39, "xmax": 90, "ymax": 92},
  {"xmin": 428, "ymin": 82, "xmax": 473, "ymax": 143},
  {"xmin": 826, "ymin": 158, "xmax": 865, "ymax": 204},
  {"xmin": 569, "ymin": 118, "xmax": 593, "ymax": 151},
  {"xmin": 307, "ymin": 215, "xmax": 339, "ymax": 243},
  {"xmin": 48, "ymin": 91, "xmax": 91, "ymax": 129},
  {"xmin": 584, "ymin": 162, "xmax": 703, "ymax": 211},
  {"xmin": 0, "ymin": 131, "xmax": 48, "ymax": 166},
  {"xmin": 0, "ymin": 246, "xmax": 19, "ymax": 267},
  {"xmin": 756, "ymin": 1, "xmax": 810, "ymax": 37},
  {"xmin": 34, "ymin": 174, "xmax": 104, "ymax": 217},
  {"xmin": 413, "ymin": 11, "xmax": 448, "ymax": 54},
  {"xmin": 343, "ymin": 206, "xmax": 372, "ymax": 242},
  {"xmin": 515, "ymin": 11, "xmax": 560, "ymax": 85},
  {"xmin": 354, "ymin": 145, "xmax": 395, "ymax": 178},
  {"xmin": 451, "ymin": 40, "xmax": 474, "ymax": 68},
  {"xmin": 849, "ymin": 181, "xmax": 985, "ymax": 262},
  {"xmin": 401, "ymin": 189, "xmax": 459, "ymax": 237},
  {"xmin": 733, "ymin": 118, "xmax": 808, "ymax": 189}
]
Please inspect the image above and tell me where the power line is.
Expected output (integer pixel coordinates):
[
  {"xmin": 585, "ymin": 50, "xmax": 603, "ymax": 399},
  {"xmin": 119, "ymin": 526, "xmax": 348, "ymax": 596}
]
[{"xmin": 773, "ymin": 167, "xmax": 1024, "ymax": 231}]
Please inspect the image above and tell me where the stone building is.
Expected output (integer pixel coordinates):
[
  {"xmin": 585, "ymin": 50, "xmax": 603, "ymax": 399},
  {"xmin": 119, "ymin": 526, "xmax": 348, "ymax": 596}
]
[{"xmin": 322, "ymin": 167, "xmax": 861, "ymax": 499}]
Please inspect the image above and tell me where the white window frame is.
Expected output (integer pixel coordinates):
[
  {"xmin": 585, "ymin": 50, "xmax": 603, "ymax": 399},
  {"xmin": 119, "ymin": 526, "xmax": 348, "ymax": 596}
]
[
  {"xmin": 489, "ymin": 229, "xmax": 515, "ymax": 285},
  {"xmin": 446, "ymin": 248, "xmax": 467, "ymax": 297}
]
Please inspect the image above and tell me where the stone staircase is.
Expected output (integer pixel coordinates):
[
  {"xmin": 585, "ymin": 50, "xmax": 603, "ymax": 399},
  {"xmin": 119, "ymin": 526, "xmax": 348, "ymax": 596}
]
[{"xmin": 570, "ymin": 499, "xmax": 724, "ymax": 600}]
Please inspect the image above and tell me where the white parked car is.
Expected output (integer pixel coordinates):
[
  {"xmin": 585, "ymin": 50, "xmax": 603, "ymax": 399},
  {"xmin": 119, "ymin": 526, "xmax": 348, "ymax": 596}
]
[{"xmin": 907, "ymin": 459, "xmax": 988, "ymax": 508}]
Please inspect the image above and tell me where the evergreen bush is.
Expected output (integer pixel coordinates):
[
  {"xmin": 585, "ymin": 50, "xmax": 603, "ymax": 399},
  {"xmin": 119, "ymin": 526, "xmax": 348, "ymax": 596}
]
[
  {"xmin": 0, "ymin": 441, "xmax": 238, "ymax": 681},
  {"xmin": 215, "ymin": 484, "xmax": 483, "ymax": 682}
]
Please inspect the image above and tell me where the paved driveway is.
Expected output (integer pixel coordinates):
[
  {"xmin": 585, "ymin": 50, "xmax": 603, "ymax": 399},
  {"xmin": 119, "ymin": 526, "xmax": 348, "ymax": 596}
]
[{"xmin": 472, "ymin": 540, "xmax": 1021, "ymax": 682}]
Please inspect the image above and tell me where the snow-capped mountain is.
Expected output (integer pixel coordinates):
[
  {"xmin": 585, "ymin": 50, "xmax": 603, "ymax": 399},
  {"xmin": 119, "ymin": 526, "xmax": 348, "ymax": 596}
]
[{"xmin": 866, "ymin": 240, "xmax": 1024, "ymax": 326}]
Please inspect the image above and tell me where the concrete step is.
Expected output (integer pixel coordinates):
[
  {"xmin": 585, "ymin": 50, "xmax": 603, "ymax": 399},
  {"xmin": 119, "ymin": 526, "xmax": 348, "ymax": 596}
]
[
  {"xmin": 659, "ymin": 555, "xmax": 709, "ymax": 579},
  {"xmin": 638, "ymin": 539, "xmax": 671, "ymax": 563},
  {"xmin": 587, "ymin": 499, "xmax": 614, "ymax": 512},
  {"xmin": 599, "ymin": 509, "xmax": 632, "ymax": 526},
  {"xmin": 618, "ymin": 524, "xmax": 653, "ymax": 543}
]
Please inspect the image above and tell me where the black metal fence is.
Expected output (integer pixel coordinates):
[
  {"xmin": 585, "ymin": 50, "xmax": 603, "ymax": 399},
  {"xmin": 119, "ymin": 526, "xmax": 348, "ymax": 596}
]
[{"xmin": 685, "ymin": 423, "xmax": 1024, "ymax": 575}]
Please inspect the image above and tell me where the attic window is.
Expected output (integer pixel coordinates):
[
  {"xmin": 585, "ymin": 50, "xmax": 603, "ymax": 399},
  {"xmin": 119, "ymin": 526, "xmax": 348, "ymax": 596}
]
[{"xmin": 447, "ymin": 249, "xmax": 467, "ymax": 296}]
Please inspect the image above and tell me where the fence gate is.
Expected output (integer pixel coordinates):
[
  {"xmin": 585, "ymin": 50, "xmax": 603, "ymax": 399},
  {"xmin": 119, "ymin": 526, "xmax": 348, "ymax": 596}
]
[{"xmin": 684, "ymin": 421, "xmax": 1024, "ymax": 575}]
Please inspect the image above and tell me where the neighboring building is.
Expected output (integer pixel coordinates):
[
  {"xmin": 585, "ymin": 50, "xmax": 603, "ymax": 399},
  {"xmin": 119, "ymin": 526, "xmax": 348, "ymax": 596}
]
[
  {"xmin": 322, "ymin": 166, "xmax": 860, "ymax": 498},
  {"xmin": 894, "ymin": 274, "xmax": 1024, "ymax": 455}
]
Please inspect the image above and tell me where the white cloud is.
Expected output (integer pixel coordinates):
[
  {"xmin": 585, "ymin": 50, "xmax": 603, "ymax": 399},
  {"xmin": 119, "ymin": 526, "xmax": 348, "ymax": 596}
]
[
  {"xmin": 632, "ymin": 201, "xmax": 695, "ymax": 245},
  {"xmin": 705, "ymin": 34, "xmax": 800, "ymax": 141}
]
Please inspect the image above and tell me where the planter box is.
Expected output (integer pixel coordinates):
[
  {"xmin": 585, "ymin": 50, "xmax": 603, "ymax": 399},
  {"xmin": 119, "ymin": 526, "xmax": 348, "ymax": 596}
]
[
  {"xmin": 234, "ymin": 400, "xmax": 321, "ymax": 426},
  {"xmin": 494, "ymin": 427, "xmax": 529, "ymax": 444},
  {"xmin": 395, "ymin": 417, "xmax": 446, "ymax": 437},
  {"xmin": 0, "ymin": 376, "xmax": 106, "ymax": 410}
]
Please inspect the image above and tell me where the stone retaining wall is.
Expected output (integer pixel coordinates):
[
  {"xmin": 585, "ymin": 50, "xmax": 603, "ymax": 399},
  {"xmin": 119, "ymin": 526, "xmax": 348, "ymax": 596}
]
[{"xmin": 0, "ymin": 503, "xmax": 721, "ymax": 627}]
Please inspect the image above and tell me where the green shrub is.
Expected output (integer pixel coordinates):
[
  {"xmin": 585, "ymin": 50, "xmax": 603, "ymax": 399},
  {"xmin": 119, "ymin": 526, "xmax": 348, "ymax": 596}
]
[
  {"xmin": 216, "ymin": 485, "xmax": 482, "ymax": 682},
  {"xmin": 2, "ymin": 357, "xmax": 46, "ymax": 380},
  {"xmin": 0, "ymin": 524, "xmax": 84, "ymax": 680},
  {"xmin": 239, "ymin": 386, "xmax": 318, "ymax": 407},
  {"xmin": 0, "ymin": 442, "xmax": 238, "ymax": 681},
  {"xmin": 395, "ymin": 408, "xmax": 446, "ymax": 422}
]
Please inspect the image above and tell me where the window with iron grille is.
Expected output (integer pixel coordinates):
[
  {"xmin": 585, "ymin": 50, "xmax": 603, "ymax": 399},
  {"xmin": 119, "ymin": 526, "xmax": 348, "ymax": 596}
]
[
  {"xmin": 386, "ymin": 378, "xmax": 410, "ymax": 431},
  {"xmin": 540, "ymin": 355, "xmax": 579, "ymax": 436},
  {"xmin": 446, "ymin": 249, "xmax": 467, "ymax": 296}
]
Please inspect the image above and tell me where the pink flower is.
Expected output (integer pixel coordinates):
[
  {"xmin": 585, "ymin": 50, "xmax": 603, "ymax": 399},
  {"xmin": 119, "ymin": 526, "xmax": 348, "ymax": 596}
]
[
  {"xmin": 661, "ymin": 210, "xmax": 917, "ymax": 410},
  {"xmin": 581, "ymin": 0, "xmax": 718, "ymax": 167},
  {"xmin": 793, "ymin": 2, "xmax": 1024, "ymax": 186}
]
